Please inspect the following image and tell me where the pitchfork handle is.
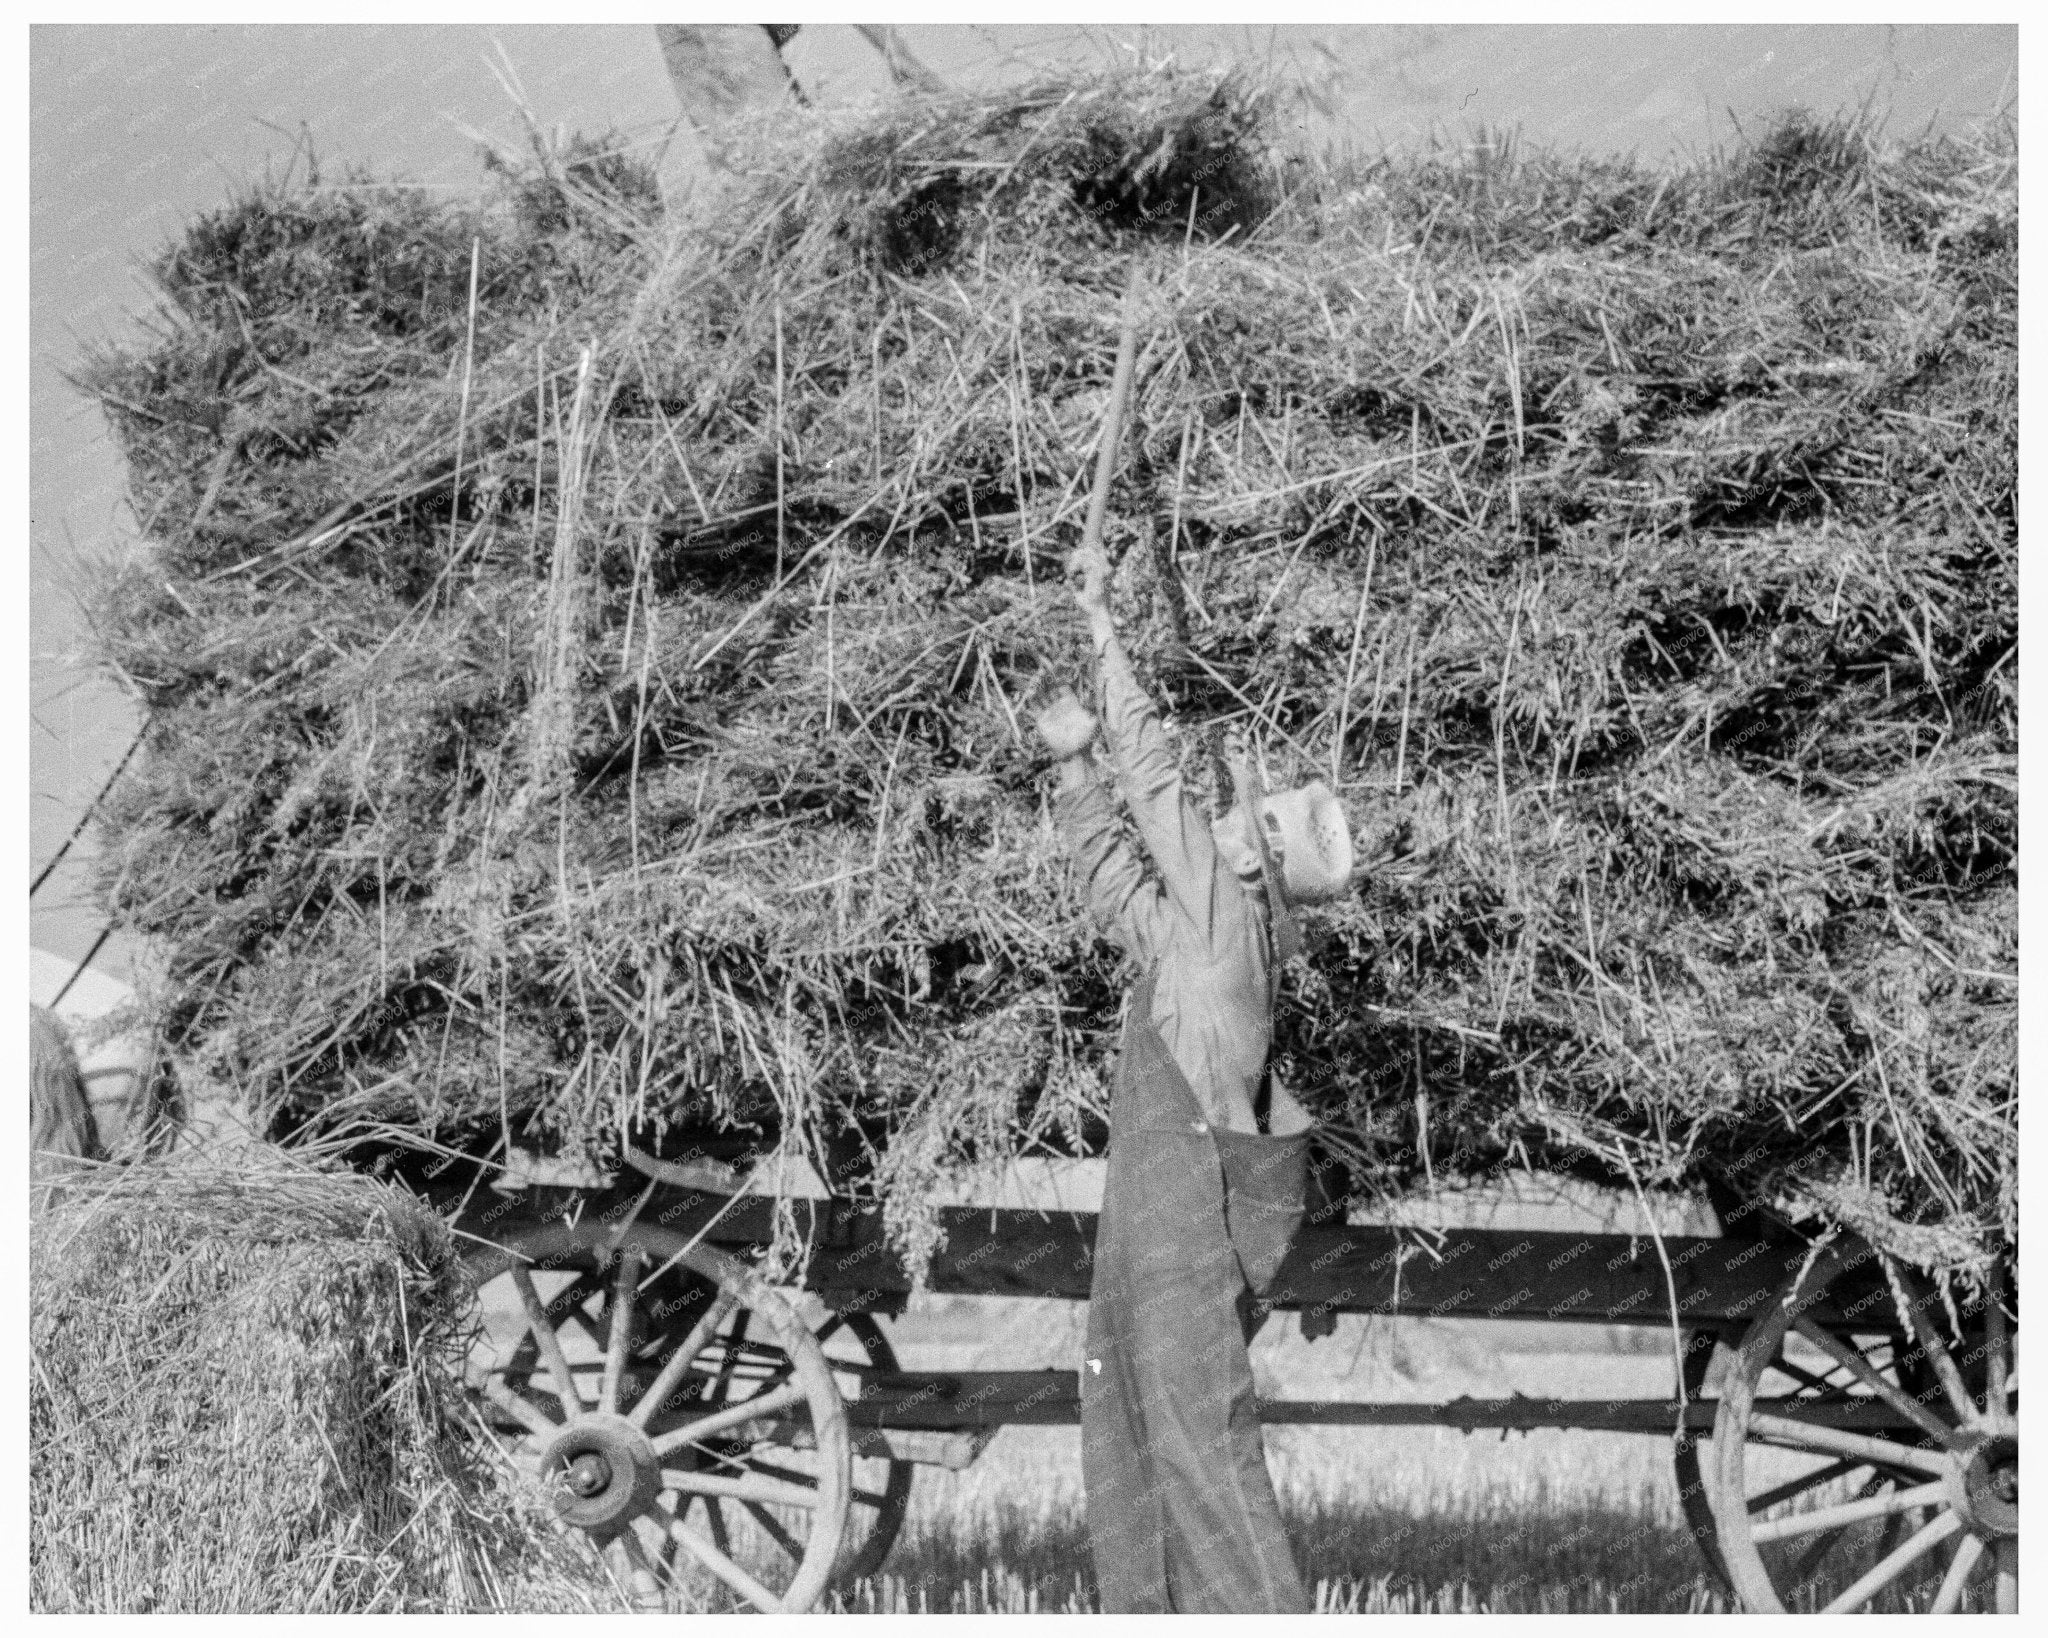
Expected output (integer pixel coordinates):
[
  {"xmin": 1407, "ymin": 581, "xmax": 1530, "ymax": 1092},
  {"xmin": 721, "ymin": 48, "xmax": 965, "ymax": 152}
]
[{"xmin": 1078, "ymin": 275, "xmax": 1143, "ymax": 566}]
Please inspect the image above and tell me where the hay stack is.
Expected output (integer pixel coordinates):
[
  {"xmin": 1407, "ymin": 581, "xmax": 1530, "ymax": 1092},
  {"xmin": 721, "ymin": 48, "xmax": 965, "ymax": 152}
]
[
  {"xmin": 78, "ymin": 69, "xmax": 2014, "ymax": 1277},
  {"xmin": 28, "ymin": 1150, "xmax": 563, "ymax": 1611}
]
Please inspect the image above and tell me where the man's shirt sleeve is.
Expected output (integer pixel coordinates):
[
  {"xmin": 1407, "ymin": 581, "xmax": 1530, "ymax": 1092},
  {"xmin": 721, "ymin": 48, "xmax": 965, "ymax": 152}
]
[
  {"xmin": 1095, "ymin": 636, "xmax": 1236, "ymax": 949},
  {"xmin": 1056, "ymin": 766, "xmax": 1165, "ymax": 967}
]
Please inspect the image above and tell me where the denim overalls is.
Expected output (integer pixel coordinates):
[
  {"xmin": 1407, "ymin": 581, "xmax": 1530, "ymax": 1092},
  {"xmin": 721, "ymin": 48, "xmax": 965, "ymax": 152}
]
[{"xmin": 1080, "ymin": 964, "xmax": 1314, "ymax": 1613}]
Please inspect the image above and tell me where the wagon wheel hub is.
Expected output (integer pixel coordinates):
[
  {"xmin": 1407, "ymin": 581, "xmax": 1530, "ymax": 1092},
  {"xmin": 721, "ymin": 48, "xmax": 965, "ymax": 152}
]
[
  {"xmin": 566, "ymin": 1452, "xmax": 611, "ymax": 1497},
  {"xmin": 1944, "ymin": 1428, "xmax": 2019, "ymax": 1542},
  {"xmin": 539, "ymin": 1413, "xmax": 662, "ymax": 1533}
]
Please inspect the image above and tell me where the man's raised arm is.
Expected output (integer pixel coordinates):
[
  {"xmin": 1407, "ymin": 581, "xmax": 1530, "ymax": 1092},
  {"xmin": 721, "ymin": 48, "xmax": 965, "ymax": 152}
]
[
  {"xmin": 1071, "ymin": 544, "xmax": 1229, "ymax": 942},
  {"xmin": 1035, "ymin": 688, "xmax": 1164, "ymax": 966}
]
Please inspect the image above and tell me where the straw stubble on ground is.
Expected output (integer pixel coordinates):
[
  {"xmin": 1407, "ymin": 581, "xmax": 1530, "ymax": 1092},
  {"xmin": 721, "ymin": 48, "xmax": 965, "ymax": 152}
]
[{"xmin": 826, "ymin": 1296, "xmax": 1720, "ymax": 1614}]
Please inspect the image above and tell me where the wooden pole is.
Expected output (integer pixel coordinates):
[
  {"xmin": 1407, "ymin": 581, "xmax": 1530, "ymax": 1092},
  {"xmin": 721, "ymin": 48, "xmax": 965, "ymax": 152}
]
[{"xmin": 1076, "ymin": 278, "xmax": 1143, "ymax": 569}]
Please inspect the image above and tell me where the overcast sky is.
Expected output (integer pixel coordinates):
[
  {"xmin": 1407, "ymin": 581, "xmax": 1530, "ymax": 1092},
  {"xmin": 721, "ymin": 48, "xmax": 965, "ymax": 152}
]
[{"xmin": 27, "ymin": 22, "xmax": 2016, "ymax": 974}]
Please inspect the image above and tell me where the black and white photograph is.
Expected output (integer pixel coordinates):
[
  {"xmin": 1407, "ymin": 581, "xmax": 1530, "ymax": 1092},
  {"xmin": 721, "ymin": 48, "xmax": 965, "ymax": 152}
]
[{"xmin": 26, "ymin": 16, "xmax": 2022, "ymax": 1616}]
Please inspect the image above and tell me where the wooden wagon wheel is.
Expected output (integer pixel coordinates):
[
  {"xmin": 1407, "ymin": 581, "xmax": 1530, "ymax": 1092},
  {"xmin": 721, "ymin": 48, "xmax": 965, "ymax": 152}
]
[
  {"xmin": 1672, "ymin": 1327, "xmax": 1734, "ymax": 1595},
  {"xmin": 1706, "ymin": 1249, "xmax": 2017, "ymax": 1613},
  {"xmin": 812, "ymin": 1310, "xmax": 915, "ymax": 1582},
  {"xmin": 478, "ymin": 1247, "xmax": 912, "ymax": 1599},
  {"xmin": 464, "ymin": 1223, "xmax": 851, "ymax": 1613}
]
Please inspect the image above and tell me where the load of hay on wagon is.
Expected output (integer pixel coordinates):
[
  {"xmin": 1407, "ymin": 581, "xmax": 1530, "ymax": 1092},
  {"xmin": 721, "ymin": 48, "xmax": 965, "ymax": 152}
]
[{"xmin": 79, "ymin": 69, "xmax": 2014, "ymax": 1280}]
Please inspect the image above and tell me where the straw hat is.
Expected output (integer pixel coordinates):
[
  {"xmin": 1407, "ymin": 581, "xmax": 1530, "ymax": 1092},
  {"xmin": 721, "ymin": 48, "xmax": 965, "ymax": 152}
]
[{"xmin": 1254, "ymin": 780, "xmax": 1355, "ymax": 904}]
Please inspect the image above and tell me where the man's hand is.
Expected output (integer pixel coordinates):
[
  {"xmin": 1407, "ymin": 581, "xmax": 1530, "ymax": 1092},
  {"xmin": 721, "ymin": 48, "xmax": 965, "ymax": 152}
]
[
  {"xmin": 1068, "ymin": 541, "xmax": 1112, "ymax": 621},
  {"xmin": 1033, "ymin": 686, "xmax": 1099, "ymax": 760}
]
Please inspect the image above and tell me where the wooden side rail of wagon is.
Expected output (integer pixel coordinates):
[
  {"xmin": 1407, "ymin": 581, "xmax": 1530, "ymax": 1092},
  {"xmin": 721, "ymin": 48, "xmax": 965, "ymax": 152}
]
[
  {"xmin": 834, "ymin": 1369, "xmax": 1928, "ymax": 1437},
  {"xmin": 461, "ymin": 1185, "xmax": 1903, "ymax": 1329},
  {"xmin": 446, "ymin": 1179, "xmax": 2016, "ymax": 1615}
]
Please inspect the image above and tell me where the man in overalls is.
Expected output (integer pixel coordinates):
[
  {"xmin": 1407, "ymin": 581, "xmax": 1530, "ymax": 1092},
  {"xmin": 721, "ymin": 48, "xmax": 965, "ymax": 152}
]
[{"xmin": 1035, "ymin": 541, "xmax": 1355, "ymax": 1613}]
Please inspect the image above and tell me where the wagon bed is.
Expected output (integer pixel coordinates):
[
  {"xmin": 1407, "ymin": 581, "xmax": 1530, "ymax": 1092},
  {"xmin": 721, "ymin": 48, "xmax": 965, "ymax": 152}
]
[{"xmin": 445, "ymin": 1164, "xmax": 2013, "ymax": 1613}]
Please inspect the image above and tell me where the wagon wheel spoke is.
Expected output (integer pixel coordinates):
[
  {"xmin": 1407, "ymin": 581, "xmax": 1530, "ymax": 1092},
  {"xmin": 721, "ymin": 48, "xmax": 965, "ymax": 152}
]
[
  {"xmin": 1884, "ymin": 1260, "xmax": 1977, "ymax": 1428},
  {"xmin": 739, "ymin": 1451, "xmax": 891, "ymax": 1512},
  {"xmin": 1784, "ymin": 1523, "xmax": 1851, "ymax": 1588},
  {"xmin": 484, "ymin": 1328, "xmax": 545, "ymax": 1398},
  {"xmin": 670, "ymin": 1482, "xmax": 740, "ymax": 1602},
  {"xmin": 1790, "ymin": 1318, "xmax": 1952, "ymax": 1443},
  {"xmin": 651, "ymin": 1377, "xmax": 811, "ymax": 1457},
  {"xmin": 711, "ymin": 1307, "xmax": 752, "ymax": 1401},
  {"xmin": 1983, "ymin": 1261, "xmax": 2011, "ymax": 1419},
  {"xmin": 706, "ymin": 1491, "xmax": 735, "ymax": 1561},
  {"xmin": 599, "ymin": 1247, "xmax": 645, "ymax": 1415},
  {"xmin": 1744, "ymin": 1412, "xmax": 1951, "ymax": 1478},
  {"xmin": 551, "ymin": 1269, "xmax": 610, "ymax": 1349},
  {"xmin": 552, "ymin": 1265, "xmax": 609, "ymax": 1305},
  {"xmin": 1872, "ymin": 1496, "xmax": 1926, "ymax": 1569},
  {"xmin": 511, "ymin": 1268, "xmax": 598, "ymax": 1352},
  {"xmin": 1816, "ymin": 1507, "xmax": 1961, "ymax": 1613},
  {"xmin": 560, "ymin": 1313, "xmax": 608, "ymax": 1358},
  {"xmin": 678, "ymin": 1436, "xmax": 772, "ymax": 1474},
  {"xmin": 715, "ymin": 1337, "xmax": 792, "ymax": 1368},
  {"xmin": 629, "ymin": 1512, "xmax": 707, "ymax": 1612},
  {"xmin": 1927, "ymin": 1533, "xmax": 1985, "ymax": 1615},
  {"xmin": 1771, "ymin": 1353, "xmax": 1848, "ymax": 1399},
  {"xmin": 649, "ymin": 1512, "xmax": 699, "ymax": 1605},
  {"xmin": 749, "ymin": 1352, "xmax": 800, "ymax": 1391},
  {"xmin": 1748, "ymin": 1478, "xmax": 1946, "ymax": 1544},
  {"xmin": 1746, "ymin": 1455, "xmax": 1863, "ymax": 1515},
  {"xmin": 1774, "ymin": 1470, "xmax": 1889, "ymax": 1586},
  {"xmin": 741, "ymin": 1498, "xmax": 807, "ymax": 1563},
  {"xmin": 481, "ymin": 1375, "xmax": 560, "ymax": 1440},
  {"xmin": 509, "ymin": 1264, "xmax": 585, "ymax": 1415},
  {"xmin": 725, "ymin": 1449, "xmax": 804, "ymax": 1481},
  {"xmin": 662, "ymin": 1465, "xmax": 821, "ymax": 1510},
  {"xmin": 627, "ymin": 1288, "xmax": 739, "ymax": 1430},
  {"xmin": 660, "ymin": 1503, "xmax": 786, "ymax": 1612},
  {"xmin": 1992, "ymin": 1538, "xmax": 2017, "ymax": 1613},
  {"xmin": 693, "ymin": 1337, "xmax": 789, "ymax": 1379},
  {"xmin": 605, "ymin": 1526, "xmax": 667, "ymax": 1610}
]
